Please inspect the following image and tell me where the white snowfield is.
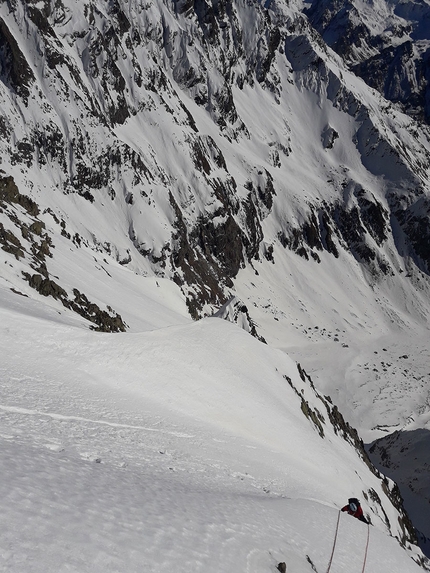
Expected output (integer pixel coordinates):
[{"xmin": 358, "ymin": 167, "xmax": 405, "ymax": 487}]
[{"xmin": 0, "ymin": 288, "xmax": 425, "ymax": 573}]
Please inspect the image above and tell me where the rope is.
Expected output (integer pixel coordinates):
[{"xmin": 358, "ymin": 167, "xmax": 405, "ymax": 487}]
[
  {"xmin": 361, "ymin": 523, "xmax": 370, "ymax": 573},
  {"xmin": 324, "ymin": 511, "xmax": 370, "ymax": 573},
  {"xmin": 326, "ymin": 510, "xmax": 341, "ymax": 573}
]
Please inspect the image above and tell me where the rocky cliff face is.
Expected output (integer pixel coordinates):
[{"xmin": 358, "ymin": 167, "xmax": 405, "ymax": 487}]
[{"xmin": 1, "ymin": 0, "xmax": 430, "ymax": 326}]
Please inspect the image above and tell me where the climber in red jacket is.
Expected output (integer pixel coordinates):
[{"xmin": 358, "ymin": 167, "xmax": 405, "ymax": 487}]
[{"xmin": 341, "ymin": 498, "xmax": 369, "ymax": 524}]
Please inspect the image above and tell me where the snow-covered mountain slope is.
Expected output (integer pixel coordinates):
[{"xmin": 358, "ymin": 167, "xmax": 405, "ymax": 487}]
[
  {"xmin": 1, "ymin": 0, "xmax": 430, "ymax": 565},
  {"xmin": 305, "ymin": 0, "xmax": 430, "ymax": 122},
  {"xmin": 0, "ymin": 289, "xmax": 426, "ymax": 572},
  {"xmin": 1, "ymin": 0, "xmax": 430, "ymax": 324},
  {"xmin": 1, "ymin": 0, "xmax": 429, "ymax": 353}
]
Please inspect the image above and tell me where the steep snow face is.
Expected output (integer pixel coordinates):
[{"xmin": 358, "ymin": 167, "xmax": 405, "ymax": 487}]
[
  {"xmin": 1, "ymin": 0, "xmax": 430, "ymax": 562},
  {"xmin": 0, "ymin": 291, "xmax": 426, "ymax": 572}
]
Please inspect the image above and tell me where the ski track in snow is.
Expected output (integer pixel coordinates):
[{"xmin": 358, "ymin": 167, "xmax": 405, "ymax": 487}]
[{"xmin": 0, "ymin": 404, "xmax": 195, "ymax": 438}]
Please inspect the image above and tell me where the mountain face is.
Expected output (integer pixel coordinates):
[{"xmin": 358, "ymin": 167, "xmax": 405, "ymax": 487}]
[
  {"xmin": 1, "ymin": 0, "xmax": 430, "ymax": 562},
  {"xmin": 369, "ymin": 427, "xmax": 430, "ymax": 543},
  {"xmin": 305, "ymin": 0, "xmax": 430, "ymax": 123},
  {"xmin": 1, "ymin": 0, "xmax": 430, "ymax": 324}
]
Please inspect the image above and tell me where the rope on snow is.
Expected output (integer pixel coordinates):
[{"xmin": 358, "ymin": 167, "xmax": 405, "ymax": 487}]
[
  {"xmin": 325, "ymin": 510, "xmax": 370, "ymax": 573},
  {"xmin": 361, "ymin": 523, "xmax": 370, "ymax": 573},
  {"xmin": 326, "ymin": 510, "xmax": 341, "ymax": 573}
]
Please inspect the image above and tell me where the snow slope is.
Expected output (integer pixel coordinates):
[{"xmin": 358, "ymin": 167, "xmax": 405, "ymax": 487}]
[
  {"xmin": 0, "ymin": 286, "xmax": 426, "ymax": 572},
  {"xmin": 1, "ymin": 0, "xmax": 430, "ymax": 567}
]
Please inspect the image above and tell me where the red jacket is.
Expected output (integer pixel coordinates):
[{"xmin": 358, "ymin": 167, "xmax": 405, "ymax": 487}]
[{"xmin": 342, "ymin": 504, "xmax": 368, "ymax": 523}]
